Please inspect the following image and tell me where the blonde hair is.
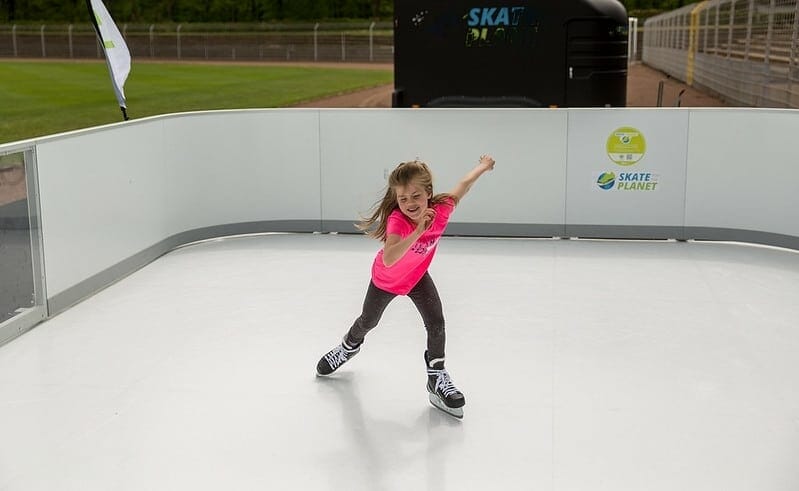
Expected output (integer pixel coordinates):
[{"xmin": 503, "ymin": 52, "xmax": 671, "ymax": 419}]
[{"xmin": 356, "ymin": 160, "xmax": 457, "ymax": 241}]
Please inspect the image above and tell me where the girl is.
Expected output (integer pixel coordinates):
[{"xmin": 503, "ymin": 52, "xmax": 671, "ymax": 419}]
[{"xmin": 316, "ymin": 155, "xmax": 496, "ymax": 418}]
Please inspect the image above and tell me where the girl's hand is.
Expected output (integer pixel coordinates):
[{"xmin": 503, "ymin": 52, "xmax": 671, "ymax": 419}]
[
  {"xmin": 416, "ymin": 208, "xmax": 436, "ymax": 234},
  {"xmin": 479, "ymin": 154, "xmax": 496, "ymax": 171}
]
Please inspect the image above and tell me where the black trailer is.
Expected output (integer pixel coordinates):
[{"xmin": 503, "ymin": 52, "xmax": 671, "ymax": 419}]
[{"xmin": 393, "ymin": 0, "xmax": 629, "ymax": 108}]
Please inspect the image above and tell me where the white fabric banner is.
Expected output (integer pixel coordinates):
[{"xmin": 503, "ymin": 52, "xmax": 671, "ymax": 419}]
[{"xmin": 88, "ymin": 0, "xmax": 131, "ymax": 109}]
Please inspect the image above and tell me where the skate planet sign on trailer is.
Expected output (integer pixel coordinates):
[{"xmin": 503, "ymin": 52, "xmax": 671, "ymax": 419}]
[
  {"xmin": 393, "ymin": 0, "xmax": 629, "ymax": 108},
  {"xmin": 565, "ymin": 110, "xmax": 689, "ymax": 233},
  {"xmin": 464, "ymin": 6, "xmax": 540, "ymax": 48}
]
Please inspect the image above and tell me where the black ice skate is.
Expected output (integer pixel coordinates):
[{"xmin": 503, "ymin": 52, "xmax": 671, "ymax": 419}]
[
  {"xmin": 316, "ymin": 339, "xmax": 360, "ymax": 376},
  {"xmin": 425, "ymin": 351, "xmax": 466, "ymax": 419}
]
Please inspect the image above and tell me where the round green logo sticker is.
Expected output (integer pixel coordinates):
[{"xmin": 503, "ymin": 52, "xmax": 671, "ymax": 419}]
[{"xmin": 606, "ymin": 127, "xmax": 646, "ymax": 166}]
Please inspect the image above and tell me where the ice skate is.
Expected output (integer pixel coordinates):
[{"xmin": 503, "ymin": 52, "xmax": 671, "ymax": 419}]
[
  {"xmin": 316, "ymin": 338, "xmax": 360, "ymax": 376},
  {"xmin": 425, "ymin": 351, "xmax": 466, "ymax": 419}
]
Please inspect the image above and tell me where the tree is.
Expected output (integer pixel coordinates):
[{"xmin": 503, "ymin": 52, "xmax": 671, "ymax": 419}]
[{"xmin": 1, "ymin": 0, "xmax": 17, "ymax": 21}]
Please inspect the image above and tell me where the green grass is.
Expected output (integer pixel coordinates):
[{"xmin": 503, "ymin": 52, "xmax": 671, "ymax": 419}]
[{"xmin": 0, "ymin": 60, "xmax": 393, "ymax": 144}]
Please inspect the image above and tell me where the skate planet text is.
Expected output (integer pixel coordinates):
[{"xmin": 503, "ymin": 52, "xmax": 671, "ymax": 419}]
[
  {"xmin": 616, "ymin": 172, "xmax": 659, "ymax": 191},
  {"xmin": 465, "ymin": 6, "xmax": 539, "ymax": 48}
]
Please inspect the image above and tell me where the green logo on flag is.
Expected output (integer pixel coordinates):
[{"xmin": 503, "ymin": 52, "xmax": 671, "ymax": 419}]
[{"xmin": 104, "ymin": 40, "xmax": 115, "ymax": 48}]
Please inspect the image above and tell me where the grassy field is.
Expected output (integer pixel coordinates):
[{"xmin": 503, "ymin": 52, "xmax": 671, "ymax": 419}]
[{"xmin": 0, "ymin": 60, "xmax": 392, "ymax": 145}]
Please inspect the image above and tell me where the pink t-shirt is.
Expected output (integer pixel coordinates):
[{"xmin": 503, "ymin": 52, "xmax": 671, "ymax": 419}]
[{"xmin": 371, "ymin": 198, "xmax": 455, "ymax": 295}]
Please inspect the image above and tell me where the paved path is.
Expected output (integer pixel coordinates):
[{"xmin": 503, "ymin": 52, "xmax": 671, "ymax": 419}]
[
  {"xmin": 625, "ymin": 63, "xmax": 728, "ymax": 107},
  {"xmin": 293, "ymin": 63, "xmax": 730, "ymax": 108}
]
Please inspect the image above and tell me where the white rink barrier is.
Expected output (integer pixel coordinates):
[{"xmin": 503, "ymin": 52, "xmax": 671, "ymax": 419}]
[{"xmin": 1, "ymin": 107, "xmax": 797, "ymax": 323}]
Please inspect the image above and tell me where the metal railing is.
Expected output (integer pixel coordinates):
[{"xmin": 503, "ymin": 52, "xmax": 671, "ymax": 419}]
[
  {"xmin": 643, "ymin": 0, "xmax": 799, "ymax": 107},
  {"xmin": 0, "ymin": 22, "xmax": 394, "ymax": 63}
]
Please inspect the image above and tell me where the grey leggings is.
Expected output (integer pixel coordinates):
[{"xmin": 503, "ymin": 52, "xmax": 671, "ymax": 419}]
[{"xmin": 345, "ymin": 272, "xmax": 445, "ymax": 360}]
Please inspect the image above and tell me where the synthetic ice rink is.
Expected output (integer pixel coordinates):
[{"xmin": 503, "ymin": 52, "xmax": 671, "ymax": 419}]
[{"xmin": 1, "ymin": 232, "xmax": 798, "ymax": 490}]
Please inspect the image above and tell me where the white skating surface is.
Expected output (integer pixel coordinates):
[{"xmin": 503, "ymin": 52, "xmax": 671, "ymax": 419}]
[{"xmin": 1, "ymin": 233, "xmax": 799, "ymax": 490}]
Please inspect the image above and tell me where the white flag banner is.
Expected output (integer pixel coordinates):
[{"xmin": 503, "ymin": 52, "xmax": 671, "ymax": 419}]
[{"xmin": 87, "ymin": 0, "xmax": 131, "ymax": 116}]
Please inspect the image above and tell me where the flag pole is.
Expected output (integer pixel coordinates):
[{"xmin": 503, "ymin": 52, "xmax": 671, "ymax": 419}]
[{"xmin": 86, "ymin": 0, "xmax": 131, "ymax": 121}]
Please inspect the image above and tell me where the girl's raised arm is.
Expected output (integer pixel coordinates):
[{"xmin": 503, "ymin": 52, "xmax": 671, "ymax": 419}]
[{"xmin": 449, "ymin": 154, "xmax": 495, "ymax": 203}]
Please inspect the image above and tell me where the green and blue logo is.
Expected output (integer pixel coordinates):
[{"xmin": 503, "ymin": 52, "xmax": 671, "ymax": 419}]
[
  {"xmin": 596, "ymin": 171, "xmax": 660, "ymax": 191},
  {"xmin": 597, "ymin": 172, "xmax": 616, "ymax": 190}
]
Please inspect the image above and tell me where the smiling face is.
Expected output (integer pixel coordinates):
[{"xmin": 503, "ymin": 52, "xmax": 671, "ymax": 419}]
[{"xmin": 394, "ymin": 182, "xmax": 432, "ymax": 224}]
